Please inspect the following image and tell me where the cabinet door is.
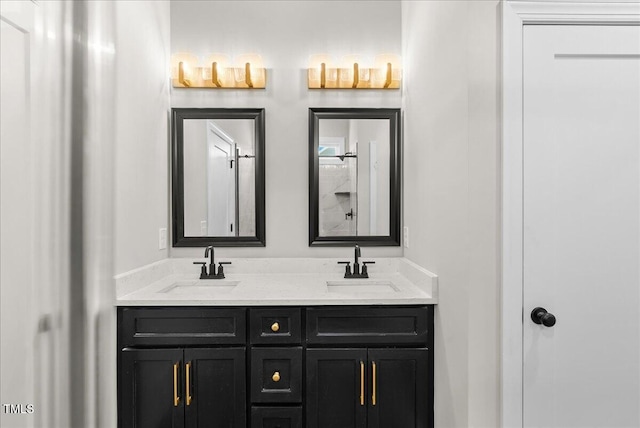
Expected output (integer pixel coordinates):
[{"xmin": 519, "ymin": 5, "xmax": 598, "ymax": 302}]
[
  {"xmin": 120, "ymin": 348, "xmax": 185, "ymax": 428},
  {"xmin": 184, "ymin": 348, "xmax": 246, "ymax": 428},
  {"xmin": 367, "ymin": 348, "xmax": 431, "ymax": 428},
  {"xmin": 306, "ymin": 349, "xmax": 367, "ymax": 428}
]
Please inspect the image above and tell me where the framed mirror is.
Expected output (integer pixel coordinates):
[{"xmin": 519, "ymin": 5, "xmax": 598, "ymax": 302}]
[
  {"xmin": 309, "ymin": 108, "xmax": 401, "ymax": 246},
  {"xmin": 172, "ymin": 108, "xmax": 265, "ymax": 246}
]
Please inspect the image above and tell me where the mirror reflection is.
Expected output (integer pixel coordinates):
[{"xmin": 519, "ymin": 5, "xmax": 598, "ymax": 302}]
[
  {"xmin": 183, "ymin": 119, "xmax": 255, "ymax": 237},
  {"xmin": 172, "ymin": 108, "xmax": 265, "ymax": 247},
  {"xmin": 318, "ymin": 119, "xmax": 390, "ymax": 237},
  {"xmin": 309, "ymin": 108, "xmax": 401, "ymax": 246}
]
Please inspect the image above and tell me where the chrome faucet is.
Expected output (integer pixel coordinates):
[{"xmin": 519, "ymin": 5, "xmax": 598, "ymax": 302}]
[
  {"xmin": 338, "ymin": 244, "xmax": 375, "ymax": 278},
  {"xmin": 193, "ymin": 245, "xmax": 231, "ymax": 279}
]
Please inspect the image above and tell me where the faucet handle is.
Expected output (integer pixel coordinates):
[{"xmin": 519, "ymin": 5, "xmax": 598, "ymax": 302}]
[
  {"xmin": 361, "ymin": 261, "xmax": 375, "ymax": 277},
  {"xmin": 338, "ymin": 261, "xmax": 352, "ymax": 276},
  {"xmin": 216, "ymin": 262, "xmax": 230, "ymax": 278},
  {"xmin": 362, "ymin": 261, "xmax": 375, "ymax": 265},
  {"xmin": 193, "ymin": 261, "xmax": 207, "ymax": 277}
]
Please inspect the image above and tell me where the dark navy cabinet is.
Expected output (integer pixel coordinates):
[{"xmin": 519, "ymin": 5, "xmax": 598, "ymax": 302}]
[{"xmin": 118, "ymin": 305, "xmax": 433, "ymax": 428}]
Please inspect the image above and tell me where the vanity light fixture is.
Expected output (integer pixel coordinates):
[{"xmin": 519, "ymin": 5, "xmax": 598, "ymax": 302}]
[
  {"xmin": 308, "ymin": 54, "xmax": 336, "ymax": 89},
  {"xmin": 171, "ymin": 52, "xmax": 266, "ymax": 89},
  {"xmin": 171, "ymin": 53, "xmax": 199, "ymax": 87},
  {"xmin": 307, "ymin": 54, "xmax": 401, "ymax": 89}
]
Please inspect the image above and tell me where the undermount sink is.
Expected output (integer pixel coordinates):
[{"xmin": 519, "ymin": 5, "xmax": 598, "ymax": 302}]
[
  {"xmin": 160, "ymin": 280, "xmax": 240, "ymax": 294},
  {"xmin": 326, "ymin": 280, "xmax": 399, "ymax": 293}
]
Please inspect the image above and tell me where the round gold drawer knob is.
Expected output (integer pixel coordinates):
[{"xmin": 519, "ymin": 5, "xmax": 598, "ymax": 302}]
[
  {"xmin": 272, "ymin": 371, "xmax": 281, "ymax": 382},
  {"xmin": 271, "ymin": 322, "xmax": 280, "ymax": 332}
]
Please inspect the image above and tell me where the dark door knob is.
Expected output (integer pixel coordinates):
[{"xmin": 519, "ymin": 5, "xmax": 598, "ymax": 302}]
[{"xmin": 531, "ymin": 307, "xmax": 556, "ymax": 327}]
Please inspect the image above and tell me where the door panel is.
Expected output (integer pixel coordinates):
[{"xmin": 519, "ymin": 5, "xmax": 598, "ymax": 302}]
[
  {"xmin": 306, "ymin": 349, "xmax": 367, "ymax": 428},
  {"xmin": 367, "ymin": 348, "xmax": 430, "ymax": 428},
  {"xmin": 523, "ymin": 25, "xmax": 640, "ymax": 427},
  {"xmin": 185, "ymin": 347, "xmax": 246, "ymax": 428},
  {"xmin": 120, "ymin": 348, "xmax": 184, "ymax": 428},
  {"xmin": 0, "ymin": 4, "xmax": 35, "ymax": 428},
  {"xmin": 207, "ymin": 124, "xmax": 236, "ymax": 236}
]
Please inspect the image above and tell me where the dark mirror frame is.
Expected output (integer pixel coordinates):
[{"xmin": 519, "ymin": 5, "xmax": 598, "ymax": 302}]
[
  {"xmin": 172, "ymin": 108, "xmax": 266, "ymax": 247},
  {"xmin": 309, "ymin": 107, "xmax": 401, "ymax": 246}
]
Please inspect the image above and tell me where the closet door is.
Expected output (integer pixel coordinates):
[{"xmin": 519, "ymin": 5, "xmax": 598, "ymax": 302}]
[{"xmin": 523, "ymin": 25, "xmax": 640, "ymax": 428}]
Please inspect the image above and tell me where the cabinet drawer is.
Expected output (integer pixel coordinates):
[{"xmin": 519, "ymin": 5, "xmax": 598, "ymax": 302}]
[
  {"xmin": 251, "ymin": 347, "xmax": 302, "ymax": 403},
  {"xmin": 251, "ymin": 406, "xmax": 302, "ymax": 428},
  {"xmin": 306, "ymin": 306, "xmax": 431, "ymax": 346},
  {"xmin": 250, "ymin": 308, "xmax": 302, "ymax": 344},
  {"xmin": 119, "ymin": 307, "xmax": 246, "ymax": 346}
]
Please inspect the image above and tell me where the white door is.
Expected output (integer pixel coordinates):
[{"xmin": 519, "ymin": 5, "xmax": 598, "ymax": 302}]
[
  {"xmin": 207, "ymin": 122, "xmax": 236, "ymax": 236},
  {"xmin": 523, "ymin": 25, "xmax": 640, "ymax": 427},
  {"xmin": 0, "ymin": 2, "xmax": 39, "ymax": 427}
]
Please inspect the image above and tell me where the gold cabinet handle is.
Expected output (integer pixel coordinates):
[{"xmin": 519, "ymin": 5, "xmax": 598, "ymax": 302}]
[
  {"xmin": 185, "ymin": 362, "xmax": 192, "ymax": 406},
  {"xmin": 173, "ymin": 362, "xmax": 180, "ymax": 407},
  {"xmin": 372, "ymin": 361, "xmax": 377, "ymax": 406},
  {"xmin": 272, "ymin": 371, "xmax": 281, "ymax": 382},
  {"xmin": 271, "ymin": 322, "xmax": 280, "ymax": 332},
  {"xmin": 360, "ymin": 361, "xmax": 365, "ymax": 406}
]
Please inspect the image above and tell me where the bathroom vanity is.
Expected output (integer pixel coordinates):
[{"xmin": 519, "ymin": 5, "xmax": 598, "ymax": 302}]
[{"xmin": 116, "ymin": 258, "xmax": 437, "ymax": 428}]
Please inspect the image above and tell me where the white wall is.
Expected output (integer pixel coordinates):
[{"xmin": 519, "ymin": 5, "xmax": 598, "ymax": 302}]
[
  {"xmin": 114, "ymin": 1, "xmax": 171, "ymax": 275},
  {"xmin": 170, "ymin": 0, "xmax": 403, "ymax": 259},
  {"xmin": 466, "ymin": 2, "xmax": 500, "ymax": 425},
  {"xmin": 402, "ymin": 1, "xmax": 500, "ymax": 427}
]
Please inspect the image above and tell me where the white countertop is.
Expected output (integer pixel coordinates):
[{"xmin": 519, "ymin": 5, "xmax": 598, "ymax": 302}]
[{"xmin": 116, "ymin": 258, "xmax": 438, "ymax": 306}]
